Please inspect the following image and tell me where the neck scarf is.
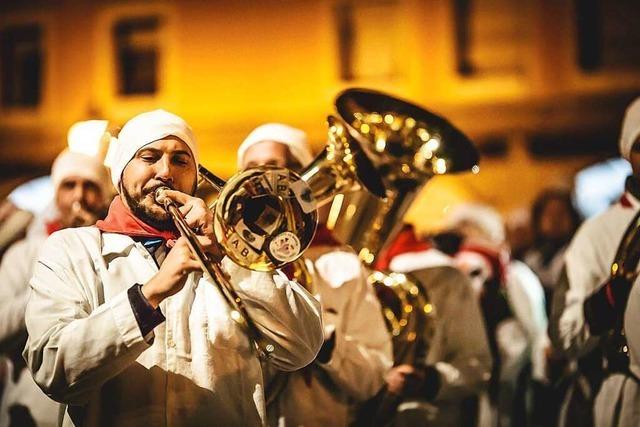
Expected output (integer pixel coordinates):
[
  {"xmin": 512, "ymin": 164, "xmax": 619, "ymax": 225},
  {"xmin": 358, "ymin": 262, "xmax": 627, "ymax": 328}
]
[{"xmin": 96, "ymin": 196, "xmax": 178, "ymax": 241}]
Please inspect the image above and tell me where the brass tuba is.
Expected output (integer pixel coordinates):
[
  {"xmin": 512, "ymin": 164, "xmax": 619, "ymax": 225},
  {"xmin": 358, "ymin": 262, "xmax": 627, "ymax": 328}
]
[
  {"xmin": 329, "ymin": 89, "xmax": 479, "ymax": 425},
  {"xmin": 157, "ymin": 114, "xmax": 386, "ymax": 360}
]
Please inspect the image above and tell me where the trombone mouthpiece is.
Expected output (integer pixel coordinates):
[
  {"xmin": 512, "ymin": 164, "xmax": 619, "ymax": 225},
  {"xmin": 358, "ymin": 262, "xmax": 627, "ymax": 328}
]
[{"xmin": 154, "ymin": 186, "xmax": 171, "ymax": 206}]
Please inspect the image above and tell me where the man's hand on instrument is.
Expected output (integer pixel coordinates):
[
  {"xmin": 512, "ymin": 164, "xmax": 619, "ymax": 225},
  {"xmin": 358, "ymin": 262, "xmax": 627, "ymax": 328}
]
[
  {"xmin": 385, "ymin": 364, "xmax": 425, "ymax": 396},
  {"xmin": 161, "ymin": 190, "xmax": 213, "ymax": 236},
  {"xmin": 142, "ymin": 236, "xmax": 202, "ymax": 308},
  {"xmin": 161, "ymin": 189, "xmax": 223, "ymax": 262}
]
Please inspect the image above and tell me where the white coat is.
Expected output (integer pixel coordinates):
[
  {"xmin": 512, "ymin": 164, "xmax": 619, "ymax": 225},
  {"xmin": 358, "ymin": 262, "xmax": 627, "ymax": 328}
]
[
  {"xmin": 265, "ymin": 245, "xmax": 393, "ymax": 427},
  {"xmin": 0, "ymin": 235, "xmax": 60, "ymax": 427},
  {"xmin": 503, "ymin": 260, "xmax": 549, "ymax": 384},
  {"xmin": 550, "ymin": 191, "xmax": 640, "ymax": 427},
  {"xmin": 389, "ymin": 248, "xmax": 492, "ymax": 427},
  {"xmin": 23, "ymin": 226, "xmax": 324, "ymax": 427}
]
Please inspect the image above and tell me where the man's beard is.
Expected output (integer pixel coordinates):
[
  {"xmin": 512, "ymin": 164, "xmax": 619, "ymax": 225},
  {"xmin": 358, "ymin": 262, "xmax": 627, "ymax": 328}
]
[{"xmin": 122, "ymin": 185, "xmax": 175, "ymax": 230}]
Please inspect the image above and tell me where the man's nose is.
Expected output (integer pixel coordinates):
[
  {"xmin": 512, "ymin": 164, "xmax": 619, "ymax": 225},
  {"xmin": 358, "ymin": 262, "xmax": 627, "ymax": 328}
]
[
  {"xmin": 154, "ymin": 157, "xmax": 174, "ymax": 182},
  {"xmin": 72, "ymin": 183, "xmax": 85, "ymax": 201}
]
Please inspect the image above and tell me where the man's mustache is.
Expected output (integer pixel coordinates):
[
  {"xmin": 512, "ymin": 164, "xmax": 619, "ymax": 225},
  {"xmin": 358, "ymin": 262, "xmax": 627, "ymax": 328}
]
[{"xmin": 143, "ymin": 183, "xmax": 174, "ymax": 196}]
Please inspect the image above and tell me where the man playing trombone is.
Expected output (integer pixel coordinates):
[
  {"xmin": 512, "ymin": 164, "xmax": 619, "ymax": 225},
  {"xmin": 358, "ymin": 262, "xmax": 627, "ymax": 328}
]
[{"xmin": 23, "ymin": 110, "xmax": 324, "ymax": 426}]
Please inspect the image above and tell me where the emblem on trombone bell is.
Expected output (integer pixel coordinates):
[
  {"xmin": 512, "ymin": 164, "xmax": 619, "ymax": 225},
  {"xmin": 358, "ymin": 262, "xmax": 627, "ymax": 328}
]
[{"xmin": 269, "ymin": 232, "xmax": 301, "ymax": 262}]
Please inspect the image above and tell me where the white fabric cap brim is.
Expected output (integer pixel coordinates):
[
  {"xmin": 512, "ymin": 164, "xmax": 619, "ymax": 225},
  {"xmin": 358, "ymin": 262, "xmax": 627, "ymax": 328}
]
[
  {"xmin": 237, "ymin": 123, "xmax": 313, "ymax": 169},
  {"xmin": 111, "ymin": 109, "xmax": 199, "ymax": 191},
  {"xmin": 620, "ymin": 97, "xmax": 640, "ymax": 161},
  {"xmin": 51, "ymin": 150, "xmax": 112, "ymax": 202}
]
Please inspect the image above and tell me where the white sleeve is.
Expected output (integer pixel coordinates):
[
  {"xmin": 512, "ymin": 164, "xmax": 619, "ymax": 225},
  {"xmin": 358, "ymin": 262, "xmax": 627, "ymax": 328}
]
[
  {"xmin": 23, "ymin": 232, "xmax": 151, "ymax": 404},
  {"xmin": 0, "ymin": 239, "xmax": 35, "ymax": 350},
  {"xmin": 505, "ymin": 261, "xmax": 549, "ymax": 381},
  {"xmin": 222, "ymin": 257, "xmax": 324, "ymax": 372},
  {"xmin": 429, "ymin": 268, "xmax": 493, "ymax": 401},
  {"xmin": 550, "ymin": 221, "xmax": 610, "ymax": 357},
  {"xmin": 315, "ymin": 260, "xmax": 393, "ymax": 401}
]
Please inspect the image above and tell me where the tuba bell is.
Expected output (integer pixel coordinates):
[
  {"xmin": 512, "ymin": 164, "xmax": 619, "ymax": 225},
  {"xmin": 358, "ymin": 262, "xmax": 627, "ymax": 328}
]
[{"xmin": 328, "ymin": 88, "xmax": 479, "ymax": 425}]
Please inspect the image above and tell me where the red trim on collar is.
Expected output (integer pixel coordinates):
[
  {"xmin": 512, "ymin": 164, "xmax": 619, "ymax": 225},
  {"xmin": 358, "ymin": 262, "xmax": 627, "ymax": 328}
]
[
  {"xmin": 620, "ymin": 194, "xmax": 633, "ymax": 208},
  {"xmin": 45, "ymin": 220, "xmax": 63, "ymax": 236},
  {"xmin": 375, "ymin": 224, "xmax": 430, "ymax": 270},
  {"xmin": 605, "ymin": 282, "xmax": 617, "ymax": 307}
]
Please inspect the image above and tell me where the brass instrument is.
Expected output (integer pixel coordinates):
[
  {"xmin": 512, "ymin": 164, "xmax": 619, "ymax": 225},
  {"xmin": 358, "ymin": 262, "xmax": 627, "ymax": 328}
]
[
  {"xmin": 156, "ymin": 115, "xmax": 385, "ymax": 360},
  {"xmin": 368, "ymin": 271, "xmax": 436, "ymax": 362},
  {"xmin": 156, "ymin": 186, "xmax": 275, "ymax": 360},
  {"xmin": 328, "ymin": 89, "xmax": 479, "ymax": 426},
  {"xmin": 331, "ymin": 88, "xmax": 480, "ymax": 263}
]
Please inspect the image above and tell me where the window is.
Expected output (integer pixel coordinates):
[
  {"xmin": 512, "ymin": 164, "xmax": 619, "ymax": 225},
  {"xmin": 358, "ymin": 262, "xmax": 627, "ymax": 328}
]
[
  {"xmin": 576, "ymin": 0, "xmax": 640, "ymax": 72},
  {"xmin": 113, "ymin": 16, "xmax": 161, "ymax": 95},
  {"xmin": 0, "ymin": 24, "xmax": 43, "ymax": 107},
  {"xmin": 336, "ymin": 0, "xmax": 401, "ymax": 81},
  {"xmin": 453, "ymin": 0, "xmax": 527, "ymax": 77}
]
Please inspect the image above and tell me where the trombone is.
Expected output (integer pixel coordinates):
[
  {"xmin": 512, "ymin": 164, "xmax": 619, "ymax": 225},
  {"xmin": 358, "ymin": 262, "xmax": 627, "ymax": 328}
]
[
  {"xmin": 155, "ymin": 116, "xmax": 386, "ymax": 360},
  {"xmin": 155, "ymin": 185, "xmax": 274, "ymax": 360}
]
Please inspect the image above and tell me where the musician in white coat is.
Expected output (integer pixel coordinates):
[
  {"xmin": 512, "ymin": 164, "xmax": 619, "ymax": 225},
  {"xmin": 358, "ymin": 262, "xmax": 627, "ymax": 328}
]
[
  {"xmin": 23, "ymin": 110, "xmax": 324, "ymax": 427},
  {"xmin": 0, "ymin": 150, "xmax": 112, "ymax": 427},
  {"xmin": 238, "ymin": 123, "xmax": 393, "ymax": 427},
  {"xmin": 550, "ymin": 97, "xmax": 640, "ymax": 427},
  {"xmin": 379, "ymin": 225, "xmax": 492, "ymax": 427}
]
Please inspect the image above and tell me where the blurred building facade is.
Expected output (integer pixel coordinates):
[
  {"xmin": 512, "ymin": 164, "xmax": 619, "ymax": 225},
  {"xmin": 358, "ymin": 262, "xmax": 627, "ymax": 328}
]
[{"xmin": 1, "ymin": 0, "xmax": 639, "ymax": 231}]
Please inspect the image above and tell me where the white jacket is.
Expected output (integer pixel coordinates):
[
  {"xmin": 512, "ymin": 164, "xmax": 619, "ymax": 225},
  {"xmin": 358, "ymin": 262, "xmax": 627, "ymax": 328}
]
[
  {"xmin": 390, "ymin": 249, "xmax": 492, "ymax": 427},
  {"xmin": 0, "ymin": 235, "xmax": 59, "ymax": 427},
  {"xmin": 551, "ymin": 193, "xmax": 639, "ymax": 356},
  {"xmin": 503, "ymin": 260, "xmax": 549, "ymax": 383},
  {"xmin": 265, "ymin": 245, "xmax": 393, "ymax": 427},
  {"xmin": 23, "ymin": 226, "xmax": 324, "ymax": 427},
  {"xmin": 550, "ymin": 192, "xmax": 640, "ymax": 427}
]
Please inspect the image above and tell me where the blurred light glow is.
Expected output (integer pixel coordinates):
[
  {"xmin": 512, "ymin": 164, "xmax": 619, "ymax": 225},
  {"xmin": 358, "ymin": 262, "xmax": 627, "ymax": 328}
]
[
  {"xmin": 426, "ymin": 138, "xmax": 440, "ymax": 152},
  {"xmin": 326, "ymin": 193, "xmax": 345, "ymax": 230},
  {"xmin": 67, "ymin": 120, "xmax": 109, "ymax": 157},
  {"xmin": 574, "ymin": 158, "xmax": 631, "ymax": 218},
  {"xmin": 7, "ymin": 176, "xmax": 53, "ymax": 214},
  {"xmin": 435, "ymin": 158, "xmax": 447, "ymax": 174},
  {"xmin": 417, "ymin": 128, "xmax": 430, "ymax": 142}
]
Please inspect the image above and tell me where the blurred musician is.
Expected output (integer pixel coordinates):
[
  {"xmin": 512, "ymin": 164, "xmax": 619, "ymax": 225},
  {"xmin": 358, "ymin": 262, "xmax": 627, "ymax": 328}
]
[
  {"xmin": 0, "ymin": 149, "xmax": 112, "ymax": 427},
  {"xmin": 551, "ymin": 97, "xmax": 640, "ymax": 427},
  {"xmin": 377, "ymin": 224, "xmax": 492, "ymax": 427},
  {"xmin": 238, "ymin": 123, "xmax": 393, "ymax": 427}
]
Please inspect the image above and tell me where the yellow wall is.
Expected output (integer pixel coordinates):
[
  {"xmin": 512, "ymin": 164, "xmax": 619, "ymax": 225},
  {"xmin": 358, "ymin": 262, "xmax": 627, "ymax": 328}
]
[{"xmin": 1, "ymin": 0, "xmax": 639, "ymax": 224}]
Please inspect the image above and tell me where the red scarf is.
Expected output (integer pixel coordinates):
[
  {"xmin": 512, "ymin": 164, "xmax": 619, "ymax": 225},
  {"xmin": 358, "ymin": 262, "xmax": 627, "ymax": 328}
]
[
  {"xmin": 458, "ymin": 243, "xmax": 508, "ymax": 285},
  {"xmin": 620, "ymin": 193, "xmax": 634, "ymax": 209},
  {"xmin": 375, "ymin": 224, "xmax": 430, "ymax": 270},
  {"xmin": 45, "ymin": 220, "xmax": 63, "ymax": 236},
  {"xmin": 96, "ymin": 197, "xmax": 179, "ymax": 241}
]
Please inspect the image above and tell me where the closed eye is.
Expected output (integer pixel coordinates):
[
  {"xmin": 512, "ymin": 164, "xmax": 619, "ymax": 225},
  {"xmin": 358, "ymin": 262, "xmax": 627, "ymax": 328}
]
[{"xmin": 172, "ymin": 156, "xmax": 191, "ymax": 166}]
